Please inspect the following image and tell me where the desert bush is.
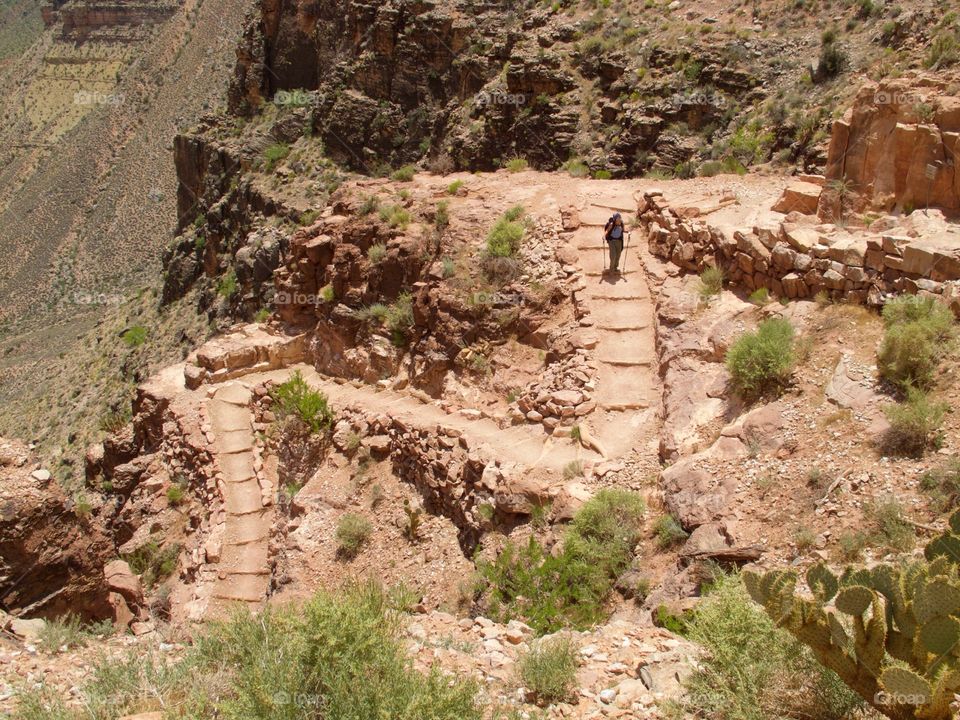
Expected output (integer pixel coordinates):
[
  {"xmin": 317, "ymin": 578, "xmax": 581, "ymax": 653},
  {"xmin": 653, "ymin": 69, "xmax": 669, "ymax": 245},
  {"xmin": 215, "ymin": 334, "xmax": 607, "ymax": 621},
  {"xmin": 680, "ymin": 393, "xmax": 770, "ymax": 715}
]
[
  {"xmin": 878, "ymin": 295, "xmax": 954, "ymax": 389},
  {"xmin": 654, "ymin": 514, "xmax": 689, "ymax": 549},
  {"xmin": 925, "ymin": 31, "xmax": 960, "ymax": 69},
  {"xmin": 120, "ymin": 325, "xmax": 148, "ymax": 347},
  {"xmin": 36, "ymin": 614, "xmax": 89, "ymax": 653},
  {"xmin": 336, "ymin": 513, "xmax": 372, "ymax": 558},
  {"xmin": 863, "ymin": 496, "xmax": 915, "ymax": 553},
  {"xmin": 505, "ymin": 157, "xmax": 529, "ymax": 172},
  {"xmin": 367, "ymin": 243, "xmax": 387, "ymax": 263},
  {"xmin": 748, "ymin": 287, "xmax": 770, "ymax": 306},
  {"xmin": 390, "ymin": 164, "xmax": 416, "ymax": 181},
  {"xmin": 17, "ymin": 583, "xmax": 480, "ymax": 720},
  {"xmin": 166, "ymin": 483, "xmax": 185, "ymax": 507},
  {"xmin": 920, "ymin": 458, "xmax": 960, "ymax": 513},
  {"xmin": 385, "ymin": 292, "xmax": 415, "ymax": 346},
  {"xmin": 359, "ymin": 194, "xmax": 381, "ymax": 215},
  {"xmin": 726, "ymin": 318, "xmax": 796, "ymax": 400},
  {"xmin": 124, "ymin": 539, "xmax": 181, "ymax": 589},
  {"xmin": 271, "ymin": 370, "xmax": 334, "ymax": 433},
  {"xmin": 434, "ymin": 200, "xmax": 450, "ymax": 230},
  {"xmin": 562, "ymin": 158, "xmax": 590, "ymax": 178},
  {"xmin": 217, "ymin": 269, "xmax": 238, "ymax": 299},
  {"xmin": 446, "ymin": 180, "xmax": 464, "ymax": 195},
  {"xmin": 478, "ymin": 489, "xmax": 644, "ymax": 633},
  {"xmin": 882, "ymin": 387, "xmax": 946, "ymax": 456},
  {"xmin": 670, "ymin": 575, "xmax": 863, "ymax": 720},
  {"xmin": 698, "ymin": 265, "xmax": 725, "ymax": 299},
  {"xmin": 517, "ymin": 636, "xmax": 578, "ymax": 705},
  {"xmin": 378, "ymin": 204, "xmax": 411, "ymax": 229},
  {"xmin": 486, "ymin": 217, "xmax": 525, "ymax": 257},
  {"xmin": 262, "ymin": 142, "xmax": 290, "ymax": 171}
]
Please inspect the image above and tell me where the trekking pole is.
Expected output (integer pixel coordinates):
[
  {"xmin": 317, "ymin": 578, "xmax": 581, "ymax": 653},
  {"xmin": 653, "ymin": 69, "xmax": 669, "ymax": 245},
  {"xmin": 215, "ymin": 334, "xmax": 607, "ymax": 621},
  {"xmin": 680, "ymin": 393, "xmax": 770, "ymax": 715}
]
[
  {"xmin": 622, "ymin": 232, "xmax": 631, "ymax": 276},
  {"xmin": 601, "ymin": 232, "xmax": 607, "ymax": 273}
]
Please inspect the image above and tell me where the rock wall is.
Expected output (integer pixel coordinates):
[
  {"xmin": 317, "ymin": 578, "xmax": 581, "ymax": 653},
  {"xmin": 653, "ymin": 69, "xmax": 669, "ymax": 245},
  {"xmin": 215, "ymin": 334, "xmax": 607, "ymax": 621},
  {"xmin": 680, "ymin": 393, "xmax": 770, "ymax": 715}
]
[
  {"xmin": 640, "ymin": 189, "xmax": 960, "ymax": 310},
  {"xmin": 43, "ymin": 0, "xmax": 180, "ymax": 41},
  {"xmin": 0, "ymin": 439, "xmax": 114, "ymax": 621},
  {"xmin": 823, "ymin": 73, "xmax": 960, "ymax": 217}
]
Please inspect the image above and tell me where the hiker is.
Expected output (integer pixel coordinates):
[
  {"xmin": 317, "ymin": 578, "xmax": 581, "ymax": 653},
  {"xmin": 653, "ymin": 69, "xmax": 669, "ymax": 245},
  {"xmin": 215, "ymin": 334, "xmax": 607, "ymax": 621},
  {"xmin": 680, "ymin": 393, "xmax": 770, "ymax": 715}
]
[{"xmin": 603, "ymin": 212, "xmax": 627, "ymax": 274}]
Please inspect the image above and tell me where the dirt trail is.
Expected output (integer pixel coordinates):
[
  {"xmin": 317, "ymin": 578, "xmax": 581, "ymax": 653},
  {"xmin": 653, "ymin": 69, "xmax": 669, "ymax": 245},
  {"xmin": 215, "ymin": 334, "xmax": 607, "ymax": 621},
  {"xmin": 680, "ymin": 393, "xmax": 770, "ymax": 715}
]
[
  {"xmin": 203, "ymin": 382, "xmax": 273, "ymax": 617},
  {"xmin": 569, "ymin": 191, "xmax": 660, "ymax": 460},
  {"xmin": 254, "ymin": 364, "xmax": 600, "ymax": 471}
]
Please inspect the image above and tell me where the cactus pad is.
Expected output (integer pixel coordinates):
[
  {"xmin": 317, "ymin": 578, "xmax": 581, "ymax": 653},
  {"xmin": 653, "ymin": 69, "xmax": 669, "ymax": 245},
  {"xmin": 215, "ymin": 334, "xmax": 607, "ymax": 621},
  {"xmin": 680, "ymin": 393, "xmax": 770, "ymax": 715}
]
[
  {"xmin": 807, "ymin": 563, "xmax": 838, "ymax": 602},
  {"xmin": 919, "ymin": 616, "xmax": 960, "ymax": 656},
  {"xmin": 835, "ymin": 585, "xmax": 873, "ymax": 616},
  {"xmin": 880, "ymin": 666, "xmax": 932, "ymax": 704}
]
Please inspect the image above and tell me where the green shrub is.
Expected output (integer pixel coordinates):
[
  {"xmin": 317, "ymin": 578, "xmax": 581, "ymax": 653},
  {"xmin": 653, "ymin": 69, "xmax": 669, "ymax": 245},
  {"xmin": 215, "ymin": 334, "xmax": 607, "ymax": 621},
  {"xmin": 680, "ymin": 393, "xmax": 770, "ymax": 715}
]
[
  {"xmin": 882, "ymin": 387, "xmax": 946, "ymax": 456},
  {"xmin": 368, "ymin": 243, "xmax": 388, "ymax": 263},
  {"xmin": 925, "ymin": 31, "xmax": 960, "ymax": 69},
  {"xmin": 390, "ymin": 165, "xmax": 416, "ymax": 181},
  {"xmin": 726, "ymin": 318, "xmax": 796, "ymax": 400},
  {"xmin": 124, "ymin": 539, "xmax": 181, "ymax": 589},
  {"xmin": 863, "ymin": 496, "xmax": 915, "ymax": 553},
  {"xmin": 385, "ymin": 292, "xmax": 415, "ymax": 347},
  {"xmin": 562, "ymin": 460, "xmax": 583, "ymax": 479},
  {"xmin": 817, "ymin": 37, "xmax": 847, "ymax": 79},
  {"xmin": 319, "ymin": 284, "xmax": 335, "ymax": 303},
  {"xmin": 878, "ymin": 295, "xmax": 954, "ymax": 388},
  {"xmin": 920, "ymin": 458, "xmax": 960, "ymax": 513},
  {"xmin": 17, "ymin": 583, "xmax": 480, "ymax": 720},
  {"xmin": 505, "ymin": 157, "xmax": 529, "ymax": 172},
  {"xmin": 217, "ymin": 269, "xmax": 238, "ymax": 299},
  {"xmin": 199, "ymin": 582, "xmax": 479, "ymax": 720},
  {"xmin": 359, "ymin": 194, "xmax": 381, "ymax": 215},
  {"xmin": 654, "ymin": 514, "xmax": 689, "ymax": 549},
  {"xmin": 669, "ymin": 575, "xmax": 862, "ymax": 720},
  {"xmin": 435, "ymin": 200, "xmax": 450, "ymax": 230},
  {"xmin": 166, "ymin": 483, "xmax": 185, "ymax": 507},
  {"xmin": 336, "ymin": 513, "xmax": 373, "ymax": 558},
  {"xmin": 592, "ymin": 169, "xmax": 612, "ymax": 179},
  {"xmin": 478, "ymin": 489, "xmax": 644, "ymax": 633},
  {"xmin": 271, "ymin": 370, "xmax": 334, "ymax": 433},
  {"xmin": 253, "ymin": 307, "xmax": 270, "ymax": 323},
  {"xmin": 698, "ymin": 266, "xmax": 724, "ymax": 299},
  {"xmin": 486, "ymin": 217, "xmax": 525, "ymax": 257},
  {"xmin": 262, "ymin": 142, "xmax": 290, "ymax": 171},
  {"xmin": 120, "ymin": 325, "xmax": 147, "ymax": 347},
  {"xmin": 503, "ymin": 204, "xmax": 525, "ymax": 222},
  {"xmin": 379, "ymin": 204, "xmax": 411, "ymax": 229},
  {"xmin": 562, "ymin": 158, "xmax": 590, "ymax": 178},
  {"xmin": 748, "ymin": 287, "xmax": 770, "ymax": 306},
  {"xmin": 36, "ymin": 614, "xmax": 88, "ymax": 653},
  {"xmin": 446, "ymin": 180, "xmax": 464, "ymax": 195},
  {"xmin": 517, "ymin": 636, "xmax": 578, "ymax": 705}
]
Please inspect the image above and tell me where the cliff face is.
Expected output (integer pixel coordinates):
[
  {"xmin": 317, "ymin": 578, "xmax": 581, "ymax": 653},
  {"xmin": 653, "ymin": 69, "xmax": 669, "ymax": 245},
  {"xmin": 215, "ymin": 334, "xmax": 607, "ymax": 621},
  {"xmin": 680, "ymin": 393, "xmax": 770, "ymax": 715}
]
[
  {"xmin": 824, "ymin": 73, "xmax": 960, "ymax": 217},
  {"xmin": 43, "ymin": 0, "xmax": 180, "ymax": 41},
  {"xmin": 0, "ymin": 439, "xmax": 114, "ymax": 620},
  {"xmin": 223, "ymin": 0, "xmax": 769, "ymax": 174}
]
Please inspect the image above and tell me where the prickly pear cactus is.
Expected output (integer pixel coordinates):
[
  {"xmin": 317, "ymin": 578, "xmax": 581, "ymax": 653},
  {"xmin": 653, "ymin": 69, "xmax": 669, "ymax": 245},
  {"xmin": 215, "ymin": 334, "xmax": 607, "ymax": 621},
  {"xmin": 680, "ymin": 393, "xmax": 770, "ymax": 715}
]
[{"xmin": 743, "ymin": 509, "xmax": 960, "ymax": 720}]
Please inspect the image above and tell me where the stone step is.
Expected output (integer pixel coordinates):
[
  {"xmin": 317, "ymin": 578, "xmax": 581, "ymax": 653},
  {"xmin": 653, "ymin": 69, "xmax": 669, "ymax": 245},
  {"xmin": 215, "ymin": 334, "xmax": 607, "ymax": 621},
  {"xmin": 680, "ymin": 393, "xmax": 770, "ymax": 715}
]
[{"xmin": 212, "ymin": 574, "xmax": 269, "ymax": 603}]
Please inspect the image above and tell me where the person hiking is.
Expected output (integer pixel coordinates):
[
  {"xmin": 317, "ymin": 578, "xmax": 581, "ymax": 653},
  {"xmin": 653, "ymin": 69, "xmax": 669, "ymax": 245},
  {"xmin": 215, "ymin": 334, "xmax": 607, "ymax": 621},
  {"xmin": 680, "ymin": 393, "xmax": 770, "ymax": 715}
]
[{"xmin": 603, "ymin": 212, "xmax": 626, "ymax": 274}]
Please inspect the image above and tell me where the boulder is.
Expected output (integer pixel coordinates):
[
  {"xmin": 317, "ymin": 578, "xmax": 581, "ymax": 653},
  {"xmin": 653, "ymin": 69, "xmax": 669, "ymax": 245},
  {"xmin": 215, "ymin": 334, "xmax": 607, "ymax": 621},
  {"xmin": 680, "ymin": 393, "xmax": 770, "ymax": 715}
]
[
  {"xmin": 772, "ymin": 181, "xmax": 822, "ymax": 215},
  {"xmin": 660, "ymin": 459, "xmax": 736, "ymax": 529}
]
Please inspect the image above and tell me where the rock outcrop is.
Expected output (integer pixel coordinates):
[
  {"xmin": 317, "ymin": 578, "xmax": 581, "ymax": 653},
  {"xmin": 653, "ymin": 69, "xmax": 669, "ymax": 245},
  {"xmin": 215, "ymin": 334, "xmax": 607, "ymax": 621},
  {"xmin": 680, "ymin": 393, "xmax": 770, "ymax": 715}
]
[
  {"xmin": 0, "ymin": 439, "xmax": 114, "ymax": 620},
  {"xmin": 823, "ymin": 72, "xmax": 960, "ymax": 217}
]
